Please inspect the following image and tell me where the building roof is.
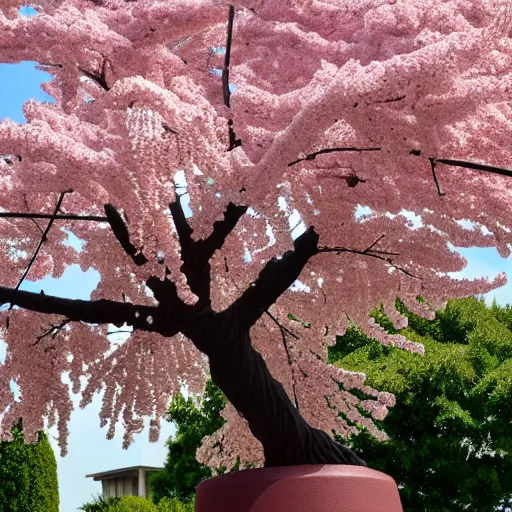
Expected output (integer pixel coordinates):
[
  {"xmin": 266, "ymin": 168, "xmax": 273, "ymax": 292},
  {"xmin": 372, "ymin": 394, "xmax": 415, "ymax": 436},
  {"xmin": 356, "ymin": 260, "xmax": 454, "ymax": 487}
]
[{"xmin": 86, "ymin": 465, "xmax": 163, "ymax": 481}]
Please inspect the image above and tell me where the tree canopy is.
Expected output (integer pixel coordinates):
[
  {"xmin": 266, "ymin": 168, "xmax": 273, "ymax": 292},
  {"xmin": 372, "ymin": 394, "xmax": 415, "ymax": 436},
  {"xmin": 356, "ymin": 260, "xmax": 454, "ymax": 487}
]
[
  {"xmin": 1, "ymin": 0, "xmax": 512, "ymax": 468},
  {"xmin": 0, "ymin": 424, "xmax": 59, "ymax": 512},
  {"xmin": 331, "ymin": 297, "xmax": 512, "ymax": 511}
]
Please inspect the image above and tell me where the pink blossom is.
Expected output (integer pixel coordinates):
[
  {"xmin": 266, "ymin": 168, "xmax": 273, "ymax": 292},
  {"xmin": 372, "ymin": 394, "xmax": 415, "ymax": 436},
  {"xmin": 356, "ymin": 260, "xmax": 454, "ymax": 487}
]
[{"xmin": 0, "ymin": 0, "xmax": 511, "ymax": 466}]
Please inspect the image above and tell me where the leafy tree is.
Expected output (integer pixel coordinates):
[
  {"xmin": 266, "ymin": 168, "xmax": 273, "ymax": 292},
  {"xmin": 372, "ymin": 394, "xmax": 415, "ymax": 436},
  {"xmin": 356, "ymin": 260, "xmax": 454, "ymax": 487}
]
[
  {"xmin": 2, "ymin": 0, "xmax": 512, "ymax": 473},
  {"xmin": 0, "ymin": 423, "xmax": 59, "ymax": 512},
  {"xmin": 330, "ymin": 297, "xmax": 512, "ymax": 512},
  {"xmin": 150, "ymin": 378, "xmax": 236, "ymax": 503}
]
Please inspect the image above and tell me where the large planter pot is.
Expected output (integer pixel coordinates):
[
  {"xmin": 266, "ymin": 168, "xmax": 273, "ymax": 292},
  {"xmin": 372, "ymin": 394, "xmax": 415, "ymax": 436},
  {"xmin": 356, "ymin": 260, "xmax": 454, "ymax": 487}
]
[{"xmin": 196, "ymin": 465, "xmax": 403, "ymax": 512}]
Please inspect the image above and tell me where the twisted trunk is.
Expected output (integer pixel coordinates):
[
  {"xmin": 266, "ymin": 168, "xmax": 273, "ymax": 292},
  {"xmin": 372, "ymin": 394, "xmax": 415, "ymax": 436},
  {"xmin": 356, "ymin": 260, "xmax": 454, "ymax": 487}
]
[{"xmin": 203, "ymin": 312, "xmax": 367, "ymax": 467}]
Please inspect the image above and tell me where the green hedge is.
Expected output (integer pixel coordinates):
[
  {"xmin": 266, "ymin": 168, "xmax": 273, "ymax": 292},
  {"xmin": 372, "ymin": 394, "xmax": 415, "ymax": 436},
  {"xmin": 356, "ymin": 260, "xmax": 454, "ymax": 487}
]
[
  {"xmin": 80, "ymin": 495, "xmax": 194, "ymax": 512},
  {"xmin": 0, "ymin": 427, "xmax": 59, "ymax": 512}
]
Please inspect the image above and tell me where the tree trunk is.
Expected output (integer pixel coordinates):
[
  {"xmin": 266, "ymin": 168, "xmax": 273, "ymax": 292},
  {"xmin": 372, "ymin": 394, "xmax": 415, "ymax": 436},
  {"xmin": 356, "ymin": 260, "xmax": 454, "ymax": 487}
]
[{"xmin": 196, "ymin": 310, "xmax": 367, "ymax": 467}]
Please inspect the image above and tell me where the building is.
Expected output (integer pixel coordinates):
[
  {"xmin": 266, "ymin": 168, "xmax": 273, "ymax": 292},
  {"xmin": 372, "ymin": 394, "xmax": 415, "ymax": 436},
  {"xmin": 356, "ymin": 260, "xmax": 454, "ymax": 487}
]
[{"xmin": 85, "ymin": 465, "xmax": 163, "ymax": 499}]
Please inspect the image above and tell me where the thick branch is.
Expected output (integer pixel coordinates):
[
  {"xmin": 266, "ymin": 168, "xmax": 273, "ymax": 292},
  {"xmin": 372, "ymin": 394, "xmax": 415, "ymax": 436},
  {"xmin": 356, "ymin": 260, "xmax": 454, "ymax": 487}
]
[
  {"xmin": 168, "ymin": 198, "xmax": 247, "ymax": 302},
  {"xmin": 227, "ymin": 118, "xmax": 242, "ymax": 152},
  {"xmin": 104, "ymin": 204, "xmax": 148, "ymax": 265},
  {"xmin": 168, "ymin": 195, "xmax": 194, "ymax": 262},
  {"xmin": 199, "ymin": 202, "xmax": 248, "ymax": 259},
  {"xmin": 187, "ymin": 224, "xmax": 365, "ymax": 465},
  {"xmin": 228, "ymin": 227, "xmax": 319, "ymax": 329},
  {"xmin": 168, "ymin": 195, "xmax": 209, "ymax": 299},
  {"xmin": 0, "ymin": 286, "xmax": 169, "ymax": 333}
]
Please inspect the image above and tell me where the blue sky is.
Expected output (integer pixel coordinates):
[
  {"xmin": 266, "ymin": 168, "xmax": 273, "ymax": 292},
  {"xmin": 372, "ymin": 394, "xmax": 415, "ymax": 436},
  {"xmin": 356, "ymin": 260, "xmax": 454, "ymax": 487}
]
[{"xmin": 1, "ymin": 9, "xmax": 512, "ymax": 512}]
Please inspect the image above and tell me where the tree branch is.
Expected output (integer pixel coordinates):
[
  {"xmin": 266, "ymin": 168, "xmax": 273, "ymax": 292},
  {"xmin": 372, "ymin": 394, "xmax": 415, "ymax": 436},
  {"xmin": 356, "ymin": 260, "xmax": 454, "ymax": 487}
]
[
  {"xmin": 221, "ymin": 6, "xmax": 242, "ymax": 152},
  {"xmin": 228, "ymin": 227, "xmax": 319, "ymax": 329},
  {"xmin": 34, "ymin": 318, "xmax": 70, "ymax": 345},
  {"xmin": 22, "ymin": 194, "xmax": 44, "ymax": 236},
  {"xmin": 428, "ymin": 157, "xmax": 446, "ymax": 196},
  {"xmin": 167, "ymin": 198, "xmax": 247, "ymax": 303},
  {"xmin": 436, "ymin": 156, "xmax": 512, "ymax": 178},
  {"xmin": 288, "ymin": 147, "xmax": 381, "ymax": 167},
  {"xmin": 0, "ymin": 212, "xmax": 107, "ymax": 222},
  {"xmin": 264, "ymin": 310, "xmax": 299, "ymax": 340},
  {"xmin": 222, "ymin": 5, "xmax": 235, "ymax": 108},
  {"xmin": 168, "ymin": 195, "xmax": 194, "ymax": 264},
  {"xmin": 227, "ymin": 118, "xmax": 241, "ymax": 152},
  {"xmin": 363, "ymin": 233, "xmax": 386, "ymax": 253},
  {"xmin": 12, "ymin": 191, "xmax": 72, "ymax": 296},
  {"xmin": 318, "ymin": 244, "xmax": 420, "ymax": 279},
  {"xmin": 0, "ymin": 286, "xmax": 170, "ymax": 333},
  {"xmin": 78, "ymin": 59, "xmax": 110, "ymax": 92},
  {"xmin": 410, "ymin": 149, "xmax": 512, "ymax": 180},
  {"xmin": 199, "ymin": 202, "xmax": 248, "ymax": 259},
  {"xmin": 264, "ymin": 310, "xmax": 300, "ymax": 410},
  {"xmin": 104, "ymin": 204, "xmax": 148, "ymax": 265}
]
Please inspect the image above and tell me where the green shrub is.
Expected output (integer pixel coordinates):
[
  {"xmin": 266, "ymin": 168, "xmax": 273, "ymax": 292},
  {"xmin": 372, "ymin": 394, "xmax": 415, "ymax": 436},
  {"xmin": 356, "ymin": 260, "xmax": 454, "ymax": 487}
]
[
  {"xmin": 78, "ymin": 494, "xmax": 121, "ymax": 512},
  {"xmin": 79, "ymin": 494, "xmax": 195, "ymax": 512},
  {"xmin": 112, "ymin": 495, "xmax": 158, "ymax": 512},
  {"xmin": 0, "ymin": 425, "xmax": 59, "ymax": 512},
  {"xmin": 157, "ymin": 496, "xmax": 195, "ymax": 512}
]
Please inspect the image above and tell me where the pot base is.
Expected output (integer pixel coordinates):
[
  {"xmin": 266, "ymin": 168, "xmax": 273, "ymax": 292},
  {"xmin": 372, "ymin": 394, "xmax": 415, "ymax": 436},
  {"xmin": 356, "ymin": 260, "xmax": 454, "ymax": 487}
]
[{"xmin": 196, "ymin": 464, "xmax": 403, "ymax": 512}]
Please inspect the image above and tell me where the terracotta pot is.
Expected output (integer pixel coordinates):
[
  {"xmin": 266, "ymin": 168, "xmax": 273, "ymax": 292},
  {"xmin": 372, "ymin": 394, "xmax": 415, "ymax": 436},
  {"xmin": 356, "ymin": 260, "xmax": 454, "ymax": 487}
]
[{"xmin": 196, "ymin": 464, "xmax": 403, "ymax": 512}]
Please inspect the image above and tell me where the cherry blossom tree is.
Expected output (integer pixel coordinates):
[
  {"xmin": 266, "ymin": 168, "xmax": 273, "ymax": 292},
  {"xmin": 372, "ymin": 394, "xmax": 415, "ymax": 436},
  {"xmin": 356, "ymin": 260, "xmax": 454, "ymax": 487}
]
[{"xmin": 0, "ymin": 0, "xmax": 512, "ymax": 470}]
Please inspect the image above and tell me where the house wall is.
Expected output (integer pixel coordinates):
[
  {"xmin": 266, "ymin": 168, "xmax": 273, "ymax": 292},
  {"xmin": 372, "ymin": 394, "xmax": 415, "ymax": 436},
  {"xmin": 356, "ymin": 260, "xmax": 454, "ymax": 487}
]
[{"xmin": 102, "ymin": 476, "xmax": 138, "ymax": 498}]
